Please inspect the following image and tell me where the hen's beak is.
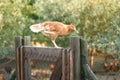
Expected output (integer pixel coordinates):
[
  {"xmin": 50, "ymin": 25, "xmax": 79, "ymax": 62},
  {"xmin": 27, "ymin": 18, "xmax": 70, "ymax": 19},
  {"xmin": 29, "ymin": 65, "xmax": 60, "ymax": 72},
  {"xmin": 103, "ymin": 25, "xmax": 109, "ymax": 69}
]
[{"xmin": 75, "ymin": 30, "xmax": 79, "ymax": 33}]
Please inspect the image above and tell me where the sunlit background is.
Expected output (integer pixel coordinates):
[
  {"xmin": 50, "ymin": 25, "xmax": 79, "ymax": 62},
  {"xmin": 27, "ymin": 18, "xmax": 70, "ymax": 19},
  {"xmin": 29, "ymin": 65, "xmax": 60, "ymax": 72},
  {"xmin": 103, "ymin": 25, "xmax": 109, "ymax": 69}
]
[{"xmin": 0, "ymin": 0, "xmax": 120, "ymax": 80}]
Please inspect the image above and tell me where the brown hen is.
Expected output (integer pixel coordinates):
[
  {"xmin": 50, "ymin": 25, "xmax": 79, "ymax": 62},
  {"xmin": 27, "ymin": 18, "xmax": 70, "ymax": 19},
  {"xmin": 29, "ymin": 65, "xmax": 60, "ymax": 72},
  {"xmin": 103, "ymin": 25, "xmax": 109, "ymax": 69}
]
[{"xmin": 30, "ymin": 21, "xmax": 77, "ymax": 47}]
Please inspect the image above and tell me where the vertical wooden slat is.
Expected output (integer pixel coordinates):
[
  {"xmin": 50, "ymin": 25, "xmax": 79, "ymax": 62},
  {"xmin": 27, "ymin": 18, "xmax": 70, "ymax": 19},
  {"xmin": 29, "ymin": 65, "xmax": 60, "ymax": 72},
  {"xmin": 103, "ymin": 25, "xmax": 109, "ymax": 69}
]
[
  {"xmin": 15, "ymin": 36, "xmax": 22, "ymax": 48},
  {"xmin": 20, "ymin": 46, "xmax": 25, "ymax": 80},
  {"xmin": 24, "ymin": 36, "xmax": 31, "ymax": 46},
  {"xmin": 15, "ymin": 36, "xmax": 22, "ymax": 80},
  {"xmin": 70, "ymin": 36, "xmax": 81, "ymax": 80},
  {"xmin": 16, "ymin": 47, "xmax": 21, "ymax": 80},
  {"xmin": 80, "ymin": 38, "xmax": 88, "ymax": 80},
  {"xmin": 80, "ymin": 38, "xmax": 89, "ymax": 64},
  {"xmin": 80, "ymin": 39, "xmax": 98, "ymax": 80},
  {"xmin": 20, "ymin": 36, "xmax": 31, "ymax": 80},
  {"xmin": 66, "ymin": 49, "xmax": 70, "ymax": 80},
  {"xmin": 69, "ymin": 49, "xmax": 74, "ymax": 80},
  {"xmin": 24, "ymin": 36, "xmax": 31, "ymax": 80},
  {"xmin": 62, "ymin": 49, "xmax": 66, "ymax": 80}
]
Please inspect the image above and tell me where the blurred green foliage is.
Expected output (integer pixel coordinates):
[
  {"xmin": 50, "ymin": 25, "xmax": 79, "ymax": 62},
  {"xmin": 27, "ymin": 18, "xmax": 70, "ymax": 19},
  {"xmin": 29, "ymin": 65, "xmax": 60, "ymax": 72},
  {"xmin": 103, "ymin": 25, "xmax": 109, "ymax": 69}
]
[
  {"xmin": 0, "ymin": 0, "xmax": 120, "ymax": 53},
  {"xmin": 0, "ymin": 47, "xmax": 15, "ymax": 57}
]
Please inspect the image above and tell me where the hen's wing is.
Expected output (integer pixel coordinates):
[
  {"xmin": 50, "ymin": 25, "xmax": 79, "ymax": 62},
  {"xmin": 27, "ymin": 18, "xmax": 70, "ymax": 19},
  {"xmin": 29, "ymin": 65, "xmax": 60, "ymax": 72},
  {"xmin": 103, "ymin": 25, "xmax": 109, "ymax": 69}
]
[{"xmin": 41, "ymin": 21, "xmax": 66, "ymax": 34}]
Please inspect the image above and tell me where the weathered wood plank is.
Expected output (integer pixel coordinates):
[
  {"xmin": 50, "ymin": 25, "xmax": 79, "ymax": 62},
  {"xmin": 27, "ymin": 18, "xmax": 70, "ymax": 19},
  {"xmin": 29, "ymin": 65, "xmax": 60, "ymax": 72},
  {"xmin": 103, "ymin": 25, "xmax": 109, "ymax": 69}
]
[
  {"xmin": 15, "ymin": 36, "xmax": 22, "ymax": 80},
  {"xmin": 80, "ymin": 38, "xmax": 98, "ymax": 80},
  {"xmin": 65, "ymin": 49, "xmax": 70, "ymax": 80},
  {"xmin": 50, "ymin": 53, "xmax": 62, "ymax": 80},
  {"xmin": 69, "ymin": 49, "xmax": 74, "ymax": 80},
  {"xmin": 24, "ymin": 36, "xmax": 31, "ymax": 80},
  {"xmin": 70, "ymin": 36, "xmax": 81, "ymax": 80},
  {"xmin": 15, "ymin": 36, "xmax": 22, "ymax": 48},
  {"xmin": 80, "ymin": 38, "xmax": 89, "ymax": 64},
  {"xmin": 20, "ymin": 47, "xmax": 25, "ymax": 80},
  {"xmin": 23, "ymin": 47, "xmax": 63, "ymax": 62},
  {"xmin": 83, "ymin": 64, "xmax": 98, "ymax": 80},
  {"xmin": 80, "ymin": 38, "xmax": 88, "ymax": 80},
  {"xmin": 62, "ymin": 49, "xmax": 66, "ymax": 80},
  {"xmin": 16, "ymin": 47, "xmax": 21, "ymax": 80},
  {"xmin": 24, "ymin": 36, "xmax": 31, "ymax": 46}
]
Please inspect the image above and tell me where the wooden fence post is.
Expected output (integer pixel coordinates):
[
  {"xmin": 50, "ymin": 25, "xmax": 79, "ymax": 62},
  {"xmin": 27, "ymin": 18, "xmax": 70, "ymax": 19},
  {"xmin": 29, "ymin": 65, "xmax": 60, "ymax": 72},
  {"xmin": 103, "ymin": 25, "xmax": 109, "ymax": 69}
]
[
  {"xmin": 24, "ymin": 36, "xmax": 31, "ymax": 46},
  {"xmin": 70, "ymin": 36, "xmax": 98, "ymax": 80},
  {"xmin": 15, "ymin": 36, "xmax": 22, "ymax": 80},
  {"xmin": 70, "ymin": 36, "xmax": 81, "ymax": 80},
  {"xmin": 21, "ymin": 36, "xmax": 31, "ymax": 80},
  {"xmin": 80, "ymin": 38, "xmax": 98, "ymax": 80},
  {"xmin": 80, "ymin": 38, "xmax": 88, "ymax": 79},
  {"xmin": 24, "ymin": 36, "xmax": 31, "ymax": 80}
]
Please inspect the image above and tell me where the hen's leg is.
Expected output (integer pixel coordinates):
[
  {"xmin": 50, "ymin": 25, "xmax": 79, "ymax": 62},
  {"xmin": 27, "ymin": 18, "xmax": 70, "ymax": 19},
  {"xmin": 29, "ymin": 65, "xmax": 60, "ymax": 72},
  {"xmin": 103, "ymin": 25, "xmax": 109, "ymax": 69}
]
[{"xmin": 51, "ymin": 40, "xmax": 59, "ymax": 48}]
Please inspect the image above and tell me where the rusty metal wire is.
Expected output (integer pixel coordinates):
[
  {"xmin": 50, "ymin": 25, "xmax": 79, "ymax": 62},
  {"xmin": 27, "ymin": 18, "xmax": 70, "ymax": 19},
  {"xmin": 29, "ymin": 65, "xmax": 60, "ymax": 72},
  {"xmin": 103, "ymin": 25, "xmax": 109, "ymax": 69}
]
[{"xmin": 31, "ymin": 60, "xmax": 54, "ymax": 80}]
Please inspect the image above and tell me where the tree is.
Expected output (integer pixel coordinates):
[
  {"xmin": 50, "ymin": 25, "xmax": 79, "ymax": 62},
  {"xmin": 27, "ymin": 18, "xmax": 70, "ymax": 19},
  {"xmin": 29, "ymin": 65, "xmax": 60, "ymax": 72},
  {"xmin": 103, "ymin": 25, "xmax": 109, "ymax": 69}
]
[{"xmin": 0, "ymin": 0, "xmax": 119, "ymax": 52}]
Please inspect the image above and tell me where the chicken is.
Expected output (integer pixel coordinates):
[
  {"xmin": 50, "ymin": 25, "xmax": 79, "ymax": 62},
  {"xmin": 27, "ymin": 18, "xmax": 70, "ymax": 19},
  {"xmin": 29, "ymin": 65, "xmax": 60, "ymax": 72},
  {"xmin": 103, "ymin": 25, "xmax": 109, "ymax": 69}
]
[
  {"xmin": 30, "ymin": 21, "xmax": 78, "ymax": 47},
  {"xmin": 103, "ymin": 62, "xmax": 109, "ymax": 72},
  {"xmin": 4, "ymin": 63, "xmax": 12, "ymax": 80},
  {"xmin": 103, "ymin": 61, "xmax": 120, "ymax": 72},
  {"xmin": 50, "ymin": 64, "xmax": 55, "ymax": 71},
  {"xmin": 4, "ymin": 63, "xmax": 12, "ymax": 74}
]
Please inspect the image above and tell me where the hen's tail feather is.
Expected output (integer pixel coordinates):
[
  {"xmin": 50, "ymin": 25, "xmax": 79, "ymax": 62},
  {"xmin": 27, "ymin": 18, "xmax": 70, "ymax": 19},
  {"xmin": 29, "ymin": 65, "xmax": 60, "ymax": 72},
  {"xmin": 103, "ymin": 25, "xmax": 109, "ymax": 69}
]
[{"xmin": 30, "ymin": 24, "xmax": 44, "ymax": 33}]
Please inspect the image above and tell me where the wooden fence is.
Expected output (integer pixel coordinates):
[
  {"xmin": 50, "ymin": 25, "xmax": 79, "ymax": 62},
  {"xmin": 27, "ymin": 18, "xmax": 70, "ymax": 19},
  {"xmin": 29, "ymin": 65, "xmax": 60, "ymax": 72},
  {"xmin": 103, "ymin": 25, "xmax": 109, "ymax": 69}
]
[{"xmin": 15, "ymin": 36, "xmax": 98, "ymax": 80}]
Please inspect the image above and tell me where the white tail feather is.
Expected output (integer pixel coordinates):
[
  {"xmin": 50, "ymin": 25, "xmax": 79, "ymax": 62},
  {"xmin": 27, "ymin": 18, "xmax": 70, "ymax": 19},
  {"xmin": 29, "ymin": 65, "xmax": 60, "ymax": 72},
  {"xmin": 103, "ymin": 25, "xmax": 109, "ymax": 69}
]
[{"xmin": 30, "ymin": 24, "xmax": 44, "ymax": 33}]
